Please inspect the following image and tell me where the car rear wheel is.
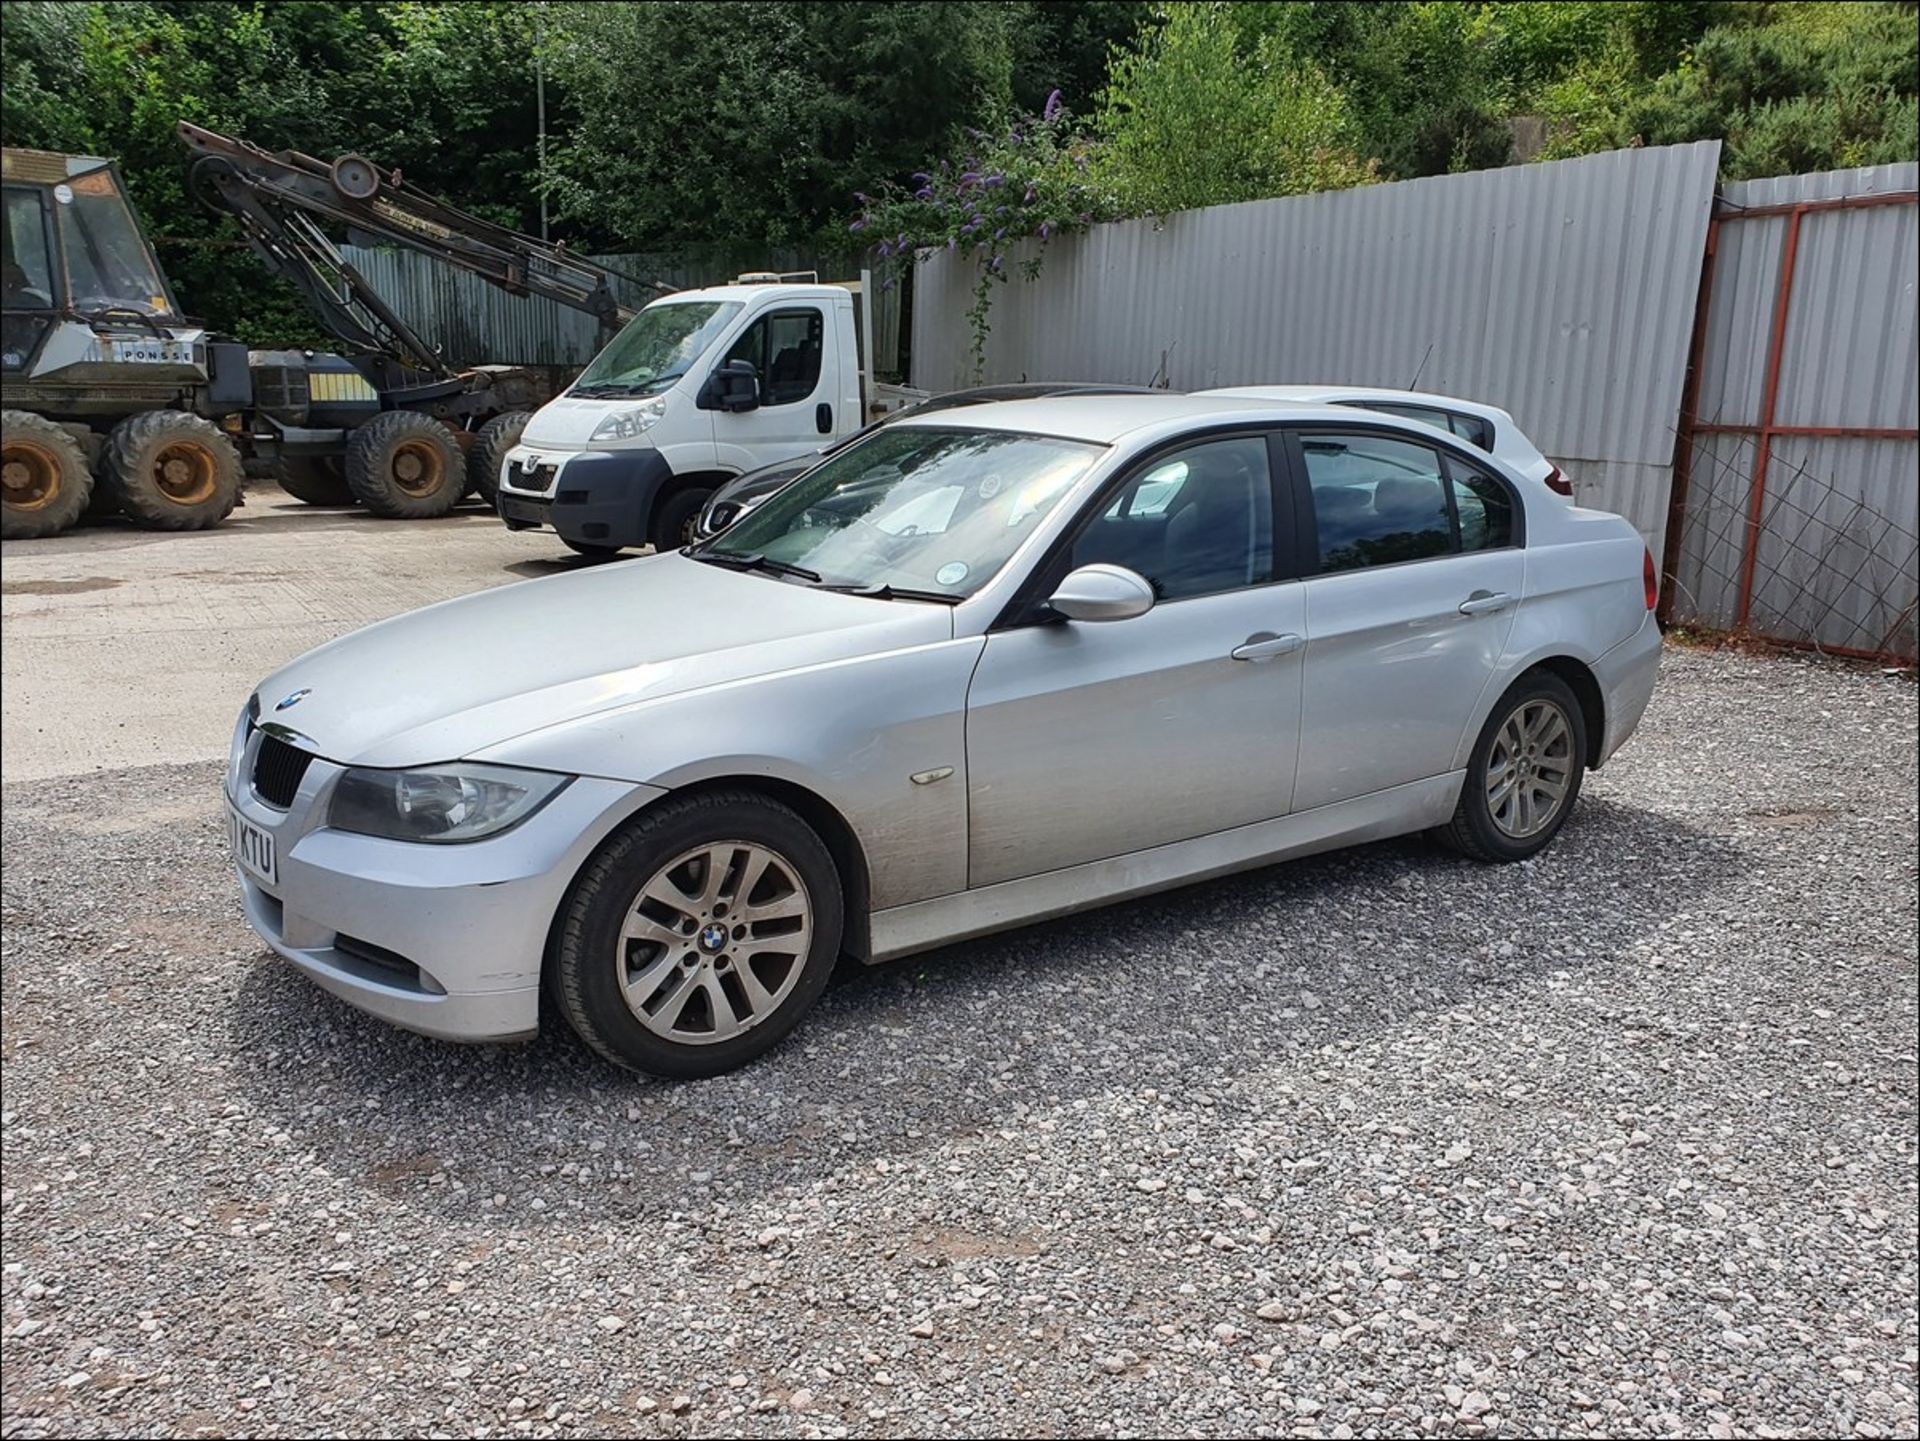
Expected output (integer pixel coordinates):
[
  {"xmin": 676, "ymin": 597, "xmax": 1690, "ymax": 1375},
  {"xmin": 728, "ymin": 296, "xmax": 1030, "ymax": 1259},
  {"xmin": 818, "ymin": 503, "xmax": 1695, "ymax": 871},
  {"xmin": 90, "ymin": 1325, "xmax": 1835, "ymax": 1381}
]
[
  {"xmin": 1433, "ymin": 670, "xmax": 1587, "ymax": 863},
  {"xmin": 552, "ymin": 790, "xmax": 843, "ymax": 1078}
]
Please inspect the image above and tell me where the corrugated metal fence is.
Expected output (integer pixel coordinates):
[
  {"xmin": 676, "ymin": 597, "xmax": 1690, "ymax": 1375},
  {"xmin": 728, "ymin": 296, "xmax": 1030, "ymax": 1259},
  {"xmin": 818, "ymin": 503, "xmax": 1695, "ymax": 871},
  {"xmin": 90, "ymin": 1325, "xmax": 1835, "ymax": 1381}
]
[
  {"xmin": 1664, "ymin": 164, "xmax": 1918, "ymax": 661},
  {"xmin": 910, "ymin": 142, "xmax": 1725, "ymax": 561},
  {"xmin": 339, "ymin": 244, "xmax": 900, "ymax": 372}
]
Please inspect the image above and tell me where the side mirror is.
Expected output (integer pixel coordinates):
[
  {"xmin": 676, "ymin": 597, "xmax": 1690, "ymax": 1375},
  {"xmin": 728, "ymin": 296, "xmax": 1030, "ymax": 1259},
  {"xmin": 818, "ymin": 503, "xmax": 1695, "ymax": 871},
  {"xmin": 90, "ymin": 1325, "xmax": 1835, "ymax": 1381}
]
[
  {"xmin": 697, "ymin": 359, "xmax": 761, "ymax": 413},
  {"xmin": 1047, "ymin": 563, "xmax": 1156, "ymax": 622}
]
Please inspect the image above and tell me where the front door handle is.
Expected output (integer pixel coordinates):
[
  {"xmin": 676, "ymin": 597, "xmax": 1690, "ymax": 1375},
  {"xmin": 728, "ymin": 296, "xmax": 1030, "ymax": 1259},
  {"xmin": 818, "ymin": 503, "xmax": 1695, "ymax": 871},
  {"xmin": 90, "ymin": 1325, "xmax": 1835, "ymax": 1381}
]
[
  {"xmin": 1458, "ymin": 590, "xmax": 1514, "ymax": 616},
  {"xmin": 1230, "ymin": 631, "xmax": 1305, "ymax": 662},
  {"xmin": 815, "ymin": 402, "xmax": 833, "ymax": 434}
]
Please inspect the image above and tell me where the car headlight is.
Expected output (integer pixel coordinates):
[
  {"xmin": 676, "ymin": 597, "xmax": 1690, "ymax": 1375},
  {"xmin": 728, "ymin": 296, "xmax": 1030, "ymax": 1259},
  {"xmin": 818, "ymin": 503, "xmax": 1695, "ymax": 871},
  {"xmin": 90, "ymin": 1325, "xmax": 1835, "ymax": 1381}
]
[
  {"xmin": 228, "ymin": 695, "xmax": 259, "ymax": 792},
  {"xmin": 589, "ymin": 398, "xmax": 667, "ymax": 442},
  {"xmin": 329, "ymin": 763, "xmax": 570, "ymax": 844}
]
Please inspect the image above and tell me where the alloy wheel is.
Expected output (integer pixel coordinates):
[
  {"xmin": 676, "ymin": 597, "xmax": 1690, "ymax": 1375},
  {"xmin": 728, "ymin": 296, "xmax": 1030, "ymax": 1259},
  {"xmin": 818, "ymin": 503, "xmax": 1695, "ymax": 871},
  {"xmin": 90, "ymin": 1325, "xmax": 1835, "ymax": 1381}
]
[
  {"xmin": 615, "ymin": 840, "xmax": 814, "ymax": 1044},
  {"xmin": 1486, "ymin": 698, "xmax": 1574, "ymax": 838}
]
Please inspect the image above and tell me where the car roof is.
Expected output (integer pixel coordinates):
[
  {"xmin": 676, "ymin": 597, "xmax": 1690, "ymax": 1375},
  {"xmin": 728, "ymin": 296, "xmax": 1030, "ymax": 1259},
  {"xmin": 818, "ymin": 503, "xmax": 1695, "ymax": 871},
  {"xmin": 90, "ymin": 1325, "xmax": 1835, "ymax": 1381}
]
[
  {"xmin": 1203, "ymin": 384, "xmax": 1516, "ymax": 425},
  {"xmin": 923, "ymin": 381, "xmax": 1165, "ymax": 407},
  {"xmin": 888, "ymin": 392, "xmax": 1404, "ymax": 445}
]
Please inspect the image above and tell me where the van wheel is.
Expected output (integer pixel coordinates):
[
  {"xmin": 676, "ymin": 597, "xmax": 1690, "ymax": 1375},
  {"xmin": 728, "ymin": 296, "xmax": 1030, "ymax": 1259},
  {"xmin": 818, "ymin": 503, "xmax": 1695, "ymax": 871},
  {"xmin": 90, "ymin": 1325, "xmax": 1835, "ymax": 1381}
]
[
  {"xmin": 467, "ymin": 411, "xmax": 529, "ymax": 505},
  {"xmin": 648, "ymin": 486, "xmax": 713, "ymax": 551},
  {"xmin": 102, "ymin": 411, "xmax": 242, "ymax": 530},
  {"xmin": 1, "ymin": 412, "xmax": 94, "ymax": 539},
  {"xmin": 552, "ymin": 791, "xmax": 843, "ymax": 1078},
  {"xmin": 1432, "ymin": 670, "xmax": 1587, "ymax": 863},
  {"xmin": 346, "ymin": 411, "xmax": 464, "ymax": 519}
]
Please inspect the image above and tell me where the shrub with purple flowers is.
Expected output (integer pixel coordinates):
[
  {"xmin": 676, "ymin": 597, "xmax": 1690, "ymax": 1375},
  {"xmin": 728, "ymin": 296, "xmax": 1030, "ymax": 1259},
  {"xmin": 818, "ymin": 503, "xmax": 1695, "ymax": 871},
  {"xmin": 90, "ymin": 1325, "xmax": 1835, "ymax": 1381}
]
[{"xmin": 851, "ymin": 93, "xmax": 1120, "ymax": 381}]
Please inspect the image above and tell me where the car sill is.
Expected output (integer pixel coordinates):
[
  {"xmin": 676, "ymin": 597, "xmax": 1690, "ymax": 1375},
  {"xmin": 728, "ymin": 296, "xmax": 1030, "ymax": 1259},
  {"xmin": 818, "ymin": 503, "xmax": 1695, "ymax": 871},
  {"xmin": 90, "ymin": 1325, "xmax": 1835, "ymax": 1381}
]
[{"xmin": 866, "ymin": 771, "xmax": 1463, "ymax": 964}]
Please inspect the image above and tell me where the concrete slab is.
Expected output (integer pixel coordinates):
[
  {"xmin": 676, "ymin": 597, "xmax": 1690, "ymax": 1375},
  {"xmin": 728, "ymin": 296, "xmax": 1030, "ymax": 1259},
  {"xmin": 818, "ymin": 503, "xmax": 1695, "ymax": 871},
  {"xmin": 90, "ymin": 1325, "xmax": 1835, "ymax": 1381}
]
[{"xmin": 1, "ymin": 487, "xmax": 606, "ymax": 781}]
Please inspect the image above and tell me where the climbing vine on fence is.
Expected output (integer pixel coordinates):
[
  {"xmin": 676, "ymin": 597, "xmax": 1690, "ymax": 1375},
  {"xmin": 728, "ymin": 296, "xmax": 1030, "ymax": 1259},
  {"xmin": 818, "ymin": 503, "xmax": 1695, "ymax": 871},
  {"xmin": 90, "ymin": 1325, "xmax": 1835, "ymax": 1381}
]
[{"xmin": 852, "ymin": 95, "xmax": 1120, "ymax": 381}]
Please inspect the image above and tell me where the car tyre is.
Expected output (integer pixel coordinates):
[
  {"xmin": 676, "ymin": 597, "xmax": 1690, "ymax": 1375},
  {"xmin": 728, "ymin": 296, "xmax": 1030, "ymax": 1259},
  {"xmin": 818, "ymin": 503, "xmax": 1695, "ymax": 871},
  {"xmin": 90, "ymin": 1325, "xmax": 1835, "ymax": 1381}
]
[
  {"xmin": 102, "ymin": 410, "xmax": 242, "ymax": 530},
  {"xmin": 552, "ymin": 790, "xmax": 844, "ymax": 1078},
  {"xmin": 467, "ymin": 410, "xmax": 530, "ymax": 505},
  {"xmin": 346, "ymin": 410, "xmax": 464, "ymax": 519},
  {"xmin": 1, "ymin": 411, "xmax": 94, "ymax": 539},
  {"xmin": 648, "ymin": 486, "xmax": 713, "ymax": 552},
  {"xmin": 1433, "ymin": 669, "xmax": 1587, "ymax": 863}
]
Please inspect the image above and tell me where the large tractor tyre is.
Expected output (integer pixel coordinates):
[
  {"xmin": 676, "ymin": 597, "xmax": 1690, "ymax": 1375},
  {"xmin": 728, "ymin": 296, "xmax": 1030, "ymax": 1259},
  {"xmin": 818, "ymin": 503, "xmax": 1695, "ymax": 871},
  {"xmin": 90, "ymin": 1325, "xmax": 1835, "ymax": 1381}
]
[
  {"xmin": 277, "ymin": 456, "xmax": 357, "ymax": 507},
  {"xmin": 102, "ymin": 411, "xmax": 243, "ymax": 531},
  {"xmin": 346, "ymin": 410, "xmax": 465, "ymax": 519},
  {"xmin": 1, "ymin": 411, "xmax": 94, "ymax": 540},
  {"xmin": 467, "ymin": 410, "xmax": 531, "ymax": 505}
]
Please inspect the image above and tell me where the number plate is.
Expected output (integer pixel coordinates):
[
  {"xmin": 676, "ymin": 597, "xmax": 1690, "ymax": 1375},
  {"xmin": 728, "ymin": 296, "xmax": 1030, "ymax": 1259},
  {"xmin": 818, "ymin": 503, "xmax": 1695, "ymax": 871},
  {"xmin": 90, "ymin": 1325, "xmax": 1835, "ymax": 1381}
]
[
  {"xmin": 230, "ymin": 802, "xmax": 279, "ymax": 888},
  {"xmin": 109, "ymin": 338, "xmax": 195, "ymax": 365}
]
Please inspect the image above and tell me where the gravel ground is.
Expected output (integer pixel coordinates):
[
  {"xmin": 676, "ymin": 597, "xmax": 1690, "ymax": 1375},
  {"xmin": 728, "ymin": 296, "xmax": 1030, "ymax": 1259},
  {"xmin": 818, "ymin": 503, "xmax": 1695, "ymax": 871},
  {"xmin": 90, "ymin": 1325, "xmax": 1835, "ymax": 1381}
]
[{"xmin": 2, "ymin": 644, "xmax": 1915, "ymax": 1440}]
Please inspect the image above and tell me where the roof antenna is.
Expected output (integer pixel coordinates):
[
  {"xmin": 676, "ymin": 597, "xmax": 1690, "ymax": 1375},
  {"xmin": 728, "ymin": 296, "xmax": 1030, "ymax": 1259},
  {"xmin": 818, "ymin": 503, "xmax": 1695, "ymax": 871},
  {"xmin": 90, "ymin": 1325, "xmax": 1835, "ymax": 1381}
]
[
  {"xmin": 1148, "ymin": 344, "xmax": 1175, "ymax": 390},
  {"xmin": 1407, "ymin": 340, "xmax": 1434, "ymax": 391}
]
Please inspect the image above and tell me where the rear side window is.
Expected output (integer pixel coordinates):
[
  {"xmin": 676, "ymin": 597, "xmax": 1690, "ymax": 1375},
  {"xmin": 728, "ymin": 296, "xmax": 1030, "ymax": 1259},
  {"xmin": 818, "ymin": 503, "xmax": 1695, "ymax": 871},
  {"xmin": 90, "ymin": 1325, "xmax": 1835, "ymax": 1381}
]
[
  {"xmin": 1332, "ymin": 400, "xmax": 1495, "ymax": 452},
  {"xmin": 1447, "ymin": 454, "xmax": 1514, "ymax": 551},
  {"xmin": 1448, "ymin": 412, "xmax": 1494, "ymax": 449},
  {"xmin": 1299, "ymin": 433, "xmax": 1452, "ymax": 572}
]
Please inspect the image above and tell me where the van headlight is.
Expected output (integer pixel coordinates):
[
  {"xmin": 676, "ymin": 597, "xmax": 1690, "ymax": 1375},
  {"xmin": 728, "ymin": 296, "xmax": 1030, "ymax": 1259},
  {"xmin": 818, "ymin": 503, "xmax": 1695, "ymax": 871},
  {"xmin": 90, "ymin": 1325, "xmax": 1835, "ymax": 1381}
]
[
  {"xmin": 590, "ymin": 398, "xmax": 668, "ymax": 441},
  {"xmin": 329, "ymin": 763, "xmax": 570, "ymax": 844}
]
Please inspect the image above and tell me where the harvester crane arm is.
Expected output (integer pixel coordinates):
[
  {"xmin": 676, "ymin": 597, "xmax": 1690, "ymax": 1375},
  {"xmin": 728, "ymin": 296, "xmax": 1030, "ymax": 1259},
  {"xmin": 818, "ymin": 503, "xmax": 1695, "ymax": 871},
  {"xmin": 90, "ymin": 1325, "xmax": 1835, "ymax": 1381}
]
[{"xmin": 176, "ymin": 121, "xmax": 641, "ymax": 374}]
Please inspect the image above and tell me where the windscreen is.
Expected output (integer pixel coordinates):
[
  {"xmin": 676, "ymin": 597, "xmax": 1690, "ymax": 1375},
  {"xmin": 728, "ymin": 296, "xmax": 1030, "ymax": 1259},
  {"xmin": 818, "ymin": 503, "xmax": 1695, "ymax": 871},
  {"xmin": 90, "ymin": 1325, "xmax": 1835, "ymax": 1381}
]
[
  {"xmin": 572, "ymin": 300, "xmax": 742, "ymax": 396},
  {"xmin": 55, "ymin": 167, "xmax": 173, "ymax": 315},
  {"xmin": 700, "ymin": 425, "xmax": 1103, "ymax": 598}
]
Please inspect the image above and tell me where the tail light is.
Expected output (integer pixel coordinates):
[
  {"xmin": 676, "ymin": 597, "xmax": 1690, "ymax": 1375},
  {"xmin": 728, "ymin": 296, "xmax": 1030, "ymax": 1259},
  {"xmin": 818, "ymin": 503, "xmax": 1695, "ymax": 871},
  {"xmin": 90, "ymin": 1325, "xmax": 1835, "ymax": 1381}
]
[
  {"xmin": 1545, "ymin": 466, "xmax": 1573, "ymax": 497},
  {"xmin": 1643, "ymin": 547, "xmax": 1658, "ymax": 611}
]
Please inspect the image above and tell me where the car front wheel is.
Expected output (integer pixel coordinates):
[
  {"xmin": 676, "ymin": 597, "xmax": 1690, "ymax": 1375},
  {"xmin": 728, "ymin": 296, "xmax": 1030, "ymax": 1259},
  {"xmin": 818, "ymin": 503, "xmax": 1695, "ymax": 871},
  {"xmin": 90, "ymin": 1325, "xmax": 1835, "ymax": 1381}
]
[
  {"xmin": 1434, "ymin": 670, "xmax": 1588, "ymax": 863},
  {"xmin": 552, "ymin": 791, "xmax": 843, "ymax": 1078}
]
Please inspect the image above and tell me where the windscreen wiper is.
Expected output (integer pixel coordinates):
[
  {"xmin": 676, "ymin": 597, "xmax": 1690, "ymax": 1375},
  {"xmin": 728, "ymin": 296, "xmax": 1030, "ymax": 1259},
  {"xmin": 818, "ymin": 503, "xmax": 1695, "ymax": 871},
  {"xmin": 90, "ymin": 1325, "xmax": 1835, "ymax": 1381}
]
[
  {"xmin": 822, "ymin": 582, "xmax": 962, "ymax": 605},
  {"xmin": 693, "ymin": 551, "xmax": 823, "ymax": 584}
]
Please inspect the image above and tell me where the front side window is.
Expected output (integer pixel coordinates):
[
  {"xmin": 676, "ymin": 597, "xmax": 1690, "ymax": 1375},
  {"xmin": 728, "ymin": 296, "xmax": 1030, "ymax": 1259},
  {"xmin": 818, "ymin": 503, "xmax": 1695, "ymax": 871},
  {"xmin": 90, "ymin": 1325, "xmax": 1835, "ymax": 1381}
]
[
  {"xmin": 573, "ymin": 300, "xmax": 743, "ymax": 396},
  {"xmin": 723, "ymin": 308, "xmax": 824, "ymax": 406},
  {"xmin": 699, "ymin": 425, "xmax": 1101, "ymax": 598},
  {"xmin": 1301, "ymin": 432, "xmax": 1453, "ymax": 572},
  {"xmin": 1074, "ymin": 437, "xmax": 1274, "ymax": 601},
  {"xmin": 2, "ymin": 187, "xmax": 55, "ymax": 310}
]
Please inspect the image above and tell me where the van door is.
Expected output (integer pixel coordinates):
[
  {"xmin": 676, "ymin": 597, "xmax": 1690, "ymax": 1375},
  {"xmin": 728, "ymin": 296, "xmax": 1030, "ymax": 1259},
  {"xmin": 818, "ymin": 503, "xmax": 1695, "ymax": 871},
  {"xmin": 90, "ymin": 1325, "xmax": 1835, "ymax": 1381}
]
[{"xmin": 708, "ymin": 304, "xmax": 839, "ymax": 475}]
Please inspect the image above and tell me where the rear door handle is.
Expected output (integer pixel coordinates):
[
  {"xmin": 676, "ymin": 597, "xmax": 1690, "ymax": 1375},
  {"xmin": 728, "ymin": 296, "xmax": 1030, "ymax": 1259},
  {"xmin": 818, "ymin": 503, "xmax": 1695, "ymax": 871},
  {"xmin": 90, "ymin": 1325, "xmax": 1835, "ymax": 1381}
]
[
  {"xmin": 1230, "ymin": 631, "xmax": 1305, "ymax": 662},
  {"xmin": 1458, "ymin": 590, "xmax": 1514, "ymax": 616}
]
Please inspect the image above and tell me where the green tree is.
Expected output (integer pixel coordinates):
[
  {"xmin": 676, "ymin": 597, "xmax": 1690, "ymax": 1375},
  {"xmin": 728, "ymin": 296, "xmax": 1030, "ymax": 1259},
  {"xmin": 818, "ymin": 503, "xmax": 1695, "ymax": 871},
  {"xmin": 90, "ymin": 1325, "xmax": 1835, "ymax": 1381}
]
[
  {"xmin": 545, "ymin": 0, "xmax": 1032, "ymax": 251},
  {"xmin": 1094, "ymin": 2, "xmax": 1375, "ymax": 212}
]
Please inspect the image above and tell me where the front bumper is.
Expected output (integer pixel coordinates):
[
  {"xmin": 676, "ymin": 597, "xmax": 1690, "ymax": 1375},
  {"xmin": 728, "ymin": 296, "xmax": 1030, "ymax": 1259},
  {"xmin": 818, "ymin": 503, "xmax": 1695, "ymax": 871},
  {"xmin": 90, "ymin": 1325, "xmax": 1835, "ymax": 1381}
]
[
  {"xmin": 227, "ymin": 730, "xmax": 663, "ymax": 1042},
  {"xmin": 497, "ymin": 443, "xmax": 675, "ymax": 550}
]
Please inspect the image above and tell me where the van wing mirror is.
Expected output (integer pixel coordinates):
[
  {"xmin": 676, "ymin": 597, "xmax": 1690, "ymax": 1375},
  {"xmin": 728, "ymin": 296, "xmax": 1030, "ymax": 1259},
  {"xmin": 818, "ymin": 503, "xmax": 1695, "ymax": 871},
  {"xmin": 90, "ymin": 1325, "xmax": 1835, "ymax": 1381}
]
[{"xmin": 697, "ymin": 359, "xmax": 761, "ymax": 413}]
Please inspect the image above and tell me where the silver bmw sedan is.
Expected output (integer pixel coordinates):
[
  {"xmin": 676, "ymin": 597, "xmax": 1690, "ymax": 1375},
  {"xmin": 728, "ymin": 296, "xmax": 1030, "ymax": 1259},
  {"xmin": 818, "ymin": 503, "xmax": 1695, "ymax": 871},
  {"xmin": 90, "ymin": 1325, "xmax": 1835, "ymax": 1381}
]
[{"xmin": 227, "ymin": 394, "xmax": 1662, "ymax": 1077}]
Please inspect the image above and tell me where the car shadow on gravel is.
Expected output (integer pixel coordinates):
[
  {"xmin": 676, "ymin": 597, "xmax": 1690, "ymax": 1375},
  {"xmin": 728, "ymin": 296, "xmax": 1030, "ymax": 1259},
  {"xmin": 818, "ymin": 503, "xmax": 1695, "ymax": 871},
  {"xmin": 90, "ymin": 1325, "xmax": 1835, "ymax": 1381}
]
[{"xmin": 218, "ymin": 790, "xmax": 1748, "ymax": 1223}]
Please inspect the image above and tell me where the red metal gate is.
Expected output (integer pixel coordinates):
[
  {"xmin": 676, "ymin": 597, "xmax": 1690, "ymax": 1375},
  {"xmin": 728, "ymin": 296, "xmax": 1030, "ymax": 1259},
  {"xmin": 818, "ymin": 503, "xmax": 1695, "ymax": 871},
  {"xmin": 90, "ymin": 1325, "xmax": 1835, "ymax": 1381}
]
[{"xmin": 1664, "ymin": 187, "xmax": 1919, "ymax": 663}]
